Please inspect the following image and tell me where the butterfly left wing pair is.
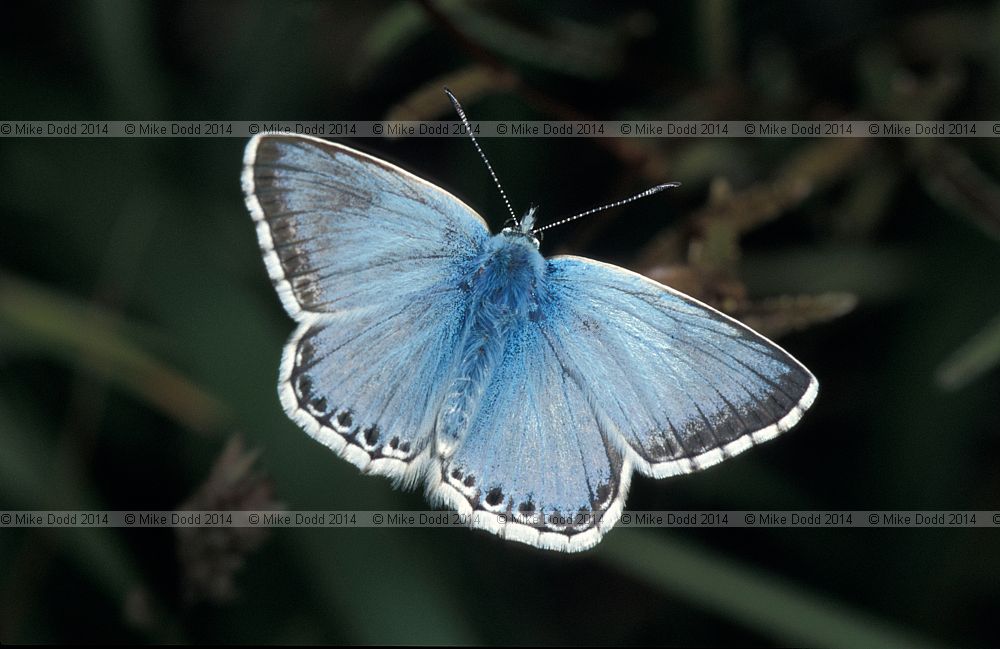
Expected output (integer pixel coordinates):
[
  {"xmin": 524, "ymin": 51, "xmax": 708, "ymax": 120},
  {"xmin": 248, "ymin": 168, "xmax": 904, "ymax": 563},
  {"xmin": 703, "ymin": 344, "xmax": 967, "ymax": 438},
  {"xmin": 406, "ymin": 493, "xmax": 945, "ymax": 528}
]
[{"xmin": 243, "ymin": 134, "xmax": 488, "ymax": 483}]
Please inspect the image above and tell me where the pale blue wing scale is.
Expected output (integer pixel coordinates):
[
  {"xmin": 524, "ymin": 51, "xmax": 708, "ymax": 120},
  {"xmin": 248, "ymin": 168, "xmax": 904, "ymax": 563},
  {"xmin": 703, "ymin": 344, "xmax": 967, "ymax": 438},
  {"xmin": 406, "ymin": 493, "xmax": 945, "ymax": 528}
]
[
  {"xmin": 242, "ymin": 133, "xmax": 488, "ymax": 317},
  {"xmin": 242, "ymin": 134, "xmax": 489, "ymax": 480},
  {"xmin": 545, "ymin": 256, "xmax": 818, "ymax": 478},
  {"xmin": 432, "ymin": 322, "xmax": 628, "ymax": 552}
]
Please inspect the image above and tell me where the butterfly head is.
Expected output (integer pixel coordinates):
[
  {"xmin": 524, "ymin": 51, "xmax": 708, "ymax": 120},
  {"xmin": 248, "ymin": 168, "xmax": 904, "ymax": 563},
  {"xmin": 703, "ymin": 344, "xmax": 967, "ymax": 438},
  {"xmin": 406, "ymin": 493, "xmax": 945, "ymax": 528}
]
[{"xmin": 500, "ymin": 207, "xmax": 541, "ymax": 249}]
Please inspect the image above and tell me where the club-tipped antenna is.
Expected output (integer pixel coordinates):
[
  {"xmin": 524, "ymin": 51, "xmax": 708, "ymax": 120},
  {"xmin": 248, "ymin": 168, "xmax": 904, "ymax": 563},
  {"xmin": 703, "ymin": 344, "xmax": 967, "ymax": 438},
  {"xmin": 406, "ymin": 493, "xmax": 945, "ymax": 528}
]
[
  {"xmin": 531, "ymin": 183, "xmax": 681, "ymax": 234},
  {"xmin": 444, "ymin": 88, "xmax": 519, "ymax": 226}
]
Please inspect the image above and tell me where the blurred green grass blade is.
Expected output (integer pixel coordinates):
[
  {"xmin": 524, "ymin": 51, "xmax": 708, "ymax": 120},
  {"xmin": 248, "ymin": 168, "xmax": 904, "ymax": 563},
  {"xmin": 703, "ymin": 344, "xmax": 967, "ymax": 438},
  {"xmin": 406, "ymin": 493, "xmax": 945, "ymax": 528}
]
[
  {"xmin": 935, "ymin": 312, "xmax": 1000, "ymax": 390},
  {"xmin": 292, "ymin": 529, "xmax": 479, "ymax": 645},
  {"xmin": 82, "ymin": 0, "xmax": 164, "ymax": 115},
  {"xmin": 355, "ymin": 1, "xmax": 427, "ymax": 78},
  {"xmin": 470, "ymin": 11, "xmax": 624, "ymax": 79},
  {"xmin": 0, "ymin": 273, "xmax": 227, "ymax": 433},
  {"xmin": 0, "ymin": 397, "xmax": 51, "ymax": 507},
  {"xmin": 0, "ymin": 397, "xmax": 180, "ymax": 642},
  {"xmin": 600, "ymin": 530, "xmax": 947, "ymax": 649},
  {"xmin": 697, "ymin": 0, "xmax": 736, "ymax": 80},
  {"xmin": 259, "ymin": 418, "xmax": 479, "ymax": 643},
  {"xmin": 358, "ymin": 1, "xmax": 622, "ymax": 80}
]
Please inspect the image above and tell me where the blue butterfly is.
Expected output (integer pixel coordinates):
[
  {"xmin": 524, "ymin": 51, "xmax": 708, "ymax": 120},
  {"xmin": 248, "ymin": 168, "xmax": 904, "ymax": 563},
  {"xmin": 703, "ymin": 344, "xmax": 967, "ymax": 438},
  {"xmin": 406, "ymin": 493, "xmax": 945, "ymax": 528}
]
[{"xmin": 241, "ymin": 100, "xmax": 817, "ymax": 552}]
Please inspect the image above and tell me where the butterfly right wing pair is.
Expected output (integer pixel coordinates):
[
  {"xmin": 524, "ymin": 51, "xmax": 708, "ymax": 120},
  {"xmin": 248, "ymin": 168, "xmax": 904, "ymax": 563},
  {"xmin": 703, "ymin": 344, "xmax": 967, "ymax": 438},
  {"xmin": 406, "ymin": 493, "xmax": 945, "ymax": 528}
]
[
  {"xmin": 243, "ymin": 134, "xmax": 489, "ymax": 484},
  {"xmin": 436, "ymin": 255, "xmax": 817, "ymax": 551}
]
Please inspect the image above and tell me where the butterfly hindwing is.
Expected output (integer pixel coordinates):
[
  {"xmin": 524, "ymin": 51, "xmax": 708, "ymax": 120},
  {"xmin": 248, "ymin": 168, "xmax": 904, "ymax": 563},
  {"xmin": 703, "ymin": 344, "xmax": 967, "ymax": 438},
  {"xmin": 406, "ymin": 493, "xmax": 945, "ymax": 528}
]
[
  {"xmin": 432, "ymin": 321, "xmax": 629, "ymax": 552},
  {"xmin": 243, "ymin": 134, "xmax": 489, "ymax": 479},
  {"xmin": 545, "ymin": 256, "xmax": 818, "ymax": 477},
  {"xmin": 282, "ymin": 291, "xmax": 469, "ymax": 481}
]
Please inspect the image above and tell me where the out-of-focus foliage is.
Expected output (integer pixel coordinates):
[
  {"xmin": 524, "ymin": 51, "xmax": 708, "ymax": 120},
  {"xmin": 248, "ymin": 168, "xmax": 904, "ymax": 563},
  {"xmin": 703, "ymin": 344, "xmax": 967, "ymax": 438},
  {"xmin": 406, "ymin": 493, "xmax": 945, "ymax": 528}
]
[{"xmin": 1, "ymin": 1, "xmax": 999, "ymax": 645}]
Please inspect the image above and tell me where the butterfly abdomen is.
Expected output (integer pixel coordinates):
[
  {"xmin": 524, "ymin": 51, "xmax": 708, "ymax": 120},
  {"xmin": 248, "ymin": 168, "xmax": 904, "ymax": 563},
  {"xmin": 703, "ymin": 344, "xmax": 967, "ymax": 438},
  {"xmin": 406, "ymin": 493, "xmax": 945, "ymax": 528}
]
[{"xmin": 435, "ymin": 234, "xmax": 546, "ymax": 458}]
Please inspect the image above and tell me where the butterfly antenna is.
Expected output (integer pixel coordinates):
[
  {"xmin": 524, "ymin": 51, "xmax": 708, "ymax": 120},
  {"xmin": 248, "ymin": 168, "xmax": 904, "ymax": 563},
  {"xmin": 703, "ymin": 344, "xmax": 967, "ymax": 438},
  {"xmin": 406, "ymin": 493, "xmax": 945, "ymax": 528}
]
[
  {"xmin": 532, "ymin": 183, "xmax": 681, "ymax": 234},
  {"xmin": 444, "ymin": 88, "xmax": 519, "ymax": 226}
]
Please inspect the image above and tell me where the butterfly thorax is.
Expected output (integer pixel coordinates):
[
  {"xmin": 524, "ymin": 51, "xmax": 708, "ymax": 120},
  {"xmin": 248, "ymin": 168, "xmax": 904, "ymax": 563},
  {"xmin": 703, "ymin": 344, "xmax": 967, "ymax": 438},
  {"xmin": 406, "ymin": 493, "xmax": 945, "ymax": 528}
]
[{"xmin": 435, "ymin": 233, "xmax": 546, "ymax": 458}]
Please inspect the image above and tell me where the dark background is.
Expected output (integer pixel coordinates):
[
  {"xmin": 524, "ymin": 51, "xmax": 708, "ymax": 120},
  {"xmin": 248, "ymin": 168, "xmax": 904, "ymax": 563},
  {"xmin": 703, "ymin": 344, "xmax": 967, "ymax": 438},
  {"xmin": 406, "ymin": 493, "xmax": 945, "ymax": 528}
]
[{"xmin": 2, "ymin": 1, "xmax": 999, "ymax": 646}]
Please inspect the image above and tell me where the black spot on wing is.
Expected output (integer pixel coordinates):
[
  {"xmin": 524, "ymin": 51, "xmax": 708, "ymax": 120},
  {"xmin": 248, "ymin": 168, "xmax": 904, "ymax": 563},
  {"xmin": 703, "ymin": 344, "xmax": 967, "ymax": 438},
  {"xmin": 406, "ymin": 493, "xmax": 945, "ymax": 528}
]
[{"xmin": 485, "ymin": 487, "xmax": 504, "ymax": 508}]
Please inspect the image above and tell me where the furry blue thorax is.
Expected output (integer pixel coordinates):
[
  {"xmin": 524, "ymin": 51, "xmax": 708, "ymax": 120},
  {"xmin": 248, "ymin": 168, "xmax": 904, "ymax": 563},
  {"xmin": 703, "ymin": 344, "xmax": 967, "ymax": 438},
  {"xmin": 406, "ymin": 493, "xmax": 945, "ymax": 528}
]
[{"xmin": 435, "ymin": 230, "xmax": 546, "ymax": 458}]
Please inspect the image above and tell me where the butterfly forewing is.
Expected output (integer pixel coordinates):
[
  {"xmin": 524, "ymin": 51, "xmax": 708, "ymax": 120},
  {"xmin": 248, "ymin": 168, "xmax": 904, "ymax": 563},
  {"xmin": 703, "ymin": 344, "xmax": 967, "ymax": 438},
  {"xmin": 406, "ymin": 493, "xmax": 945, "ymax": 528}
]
[
  {"xmin": 545, "ymin": 256, "xmax": 818, "ymax": 477},
  {"xmin": 243, "ymin": 134, "xmax": 489, "ymax": 318}
]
